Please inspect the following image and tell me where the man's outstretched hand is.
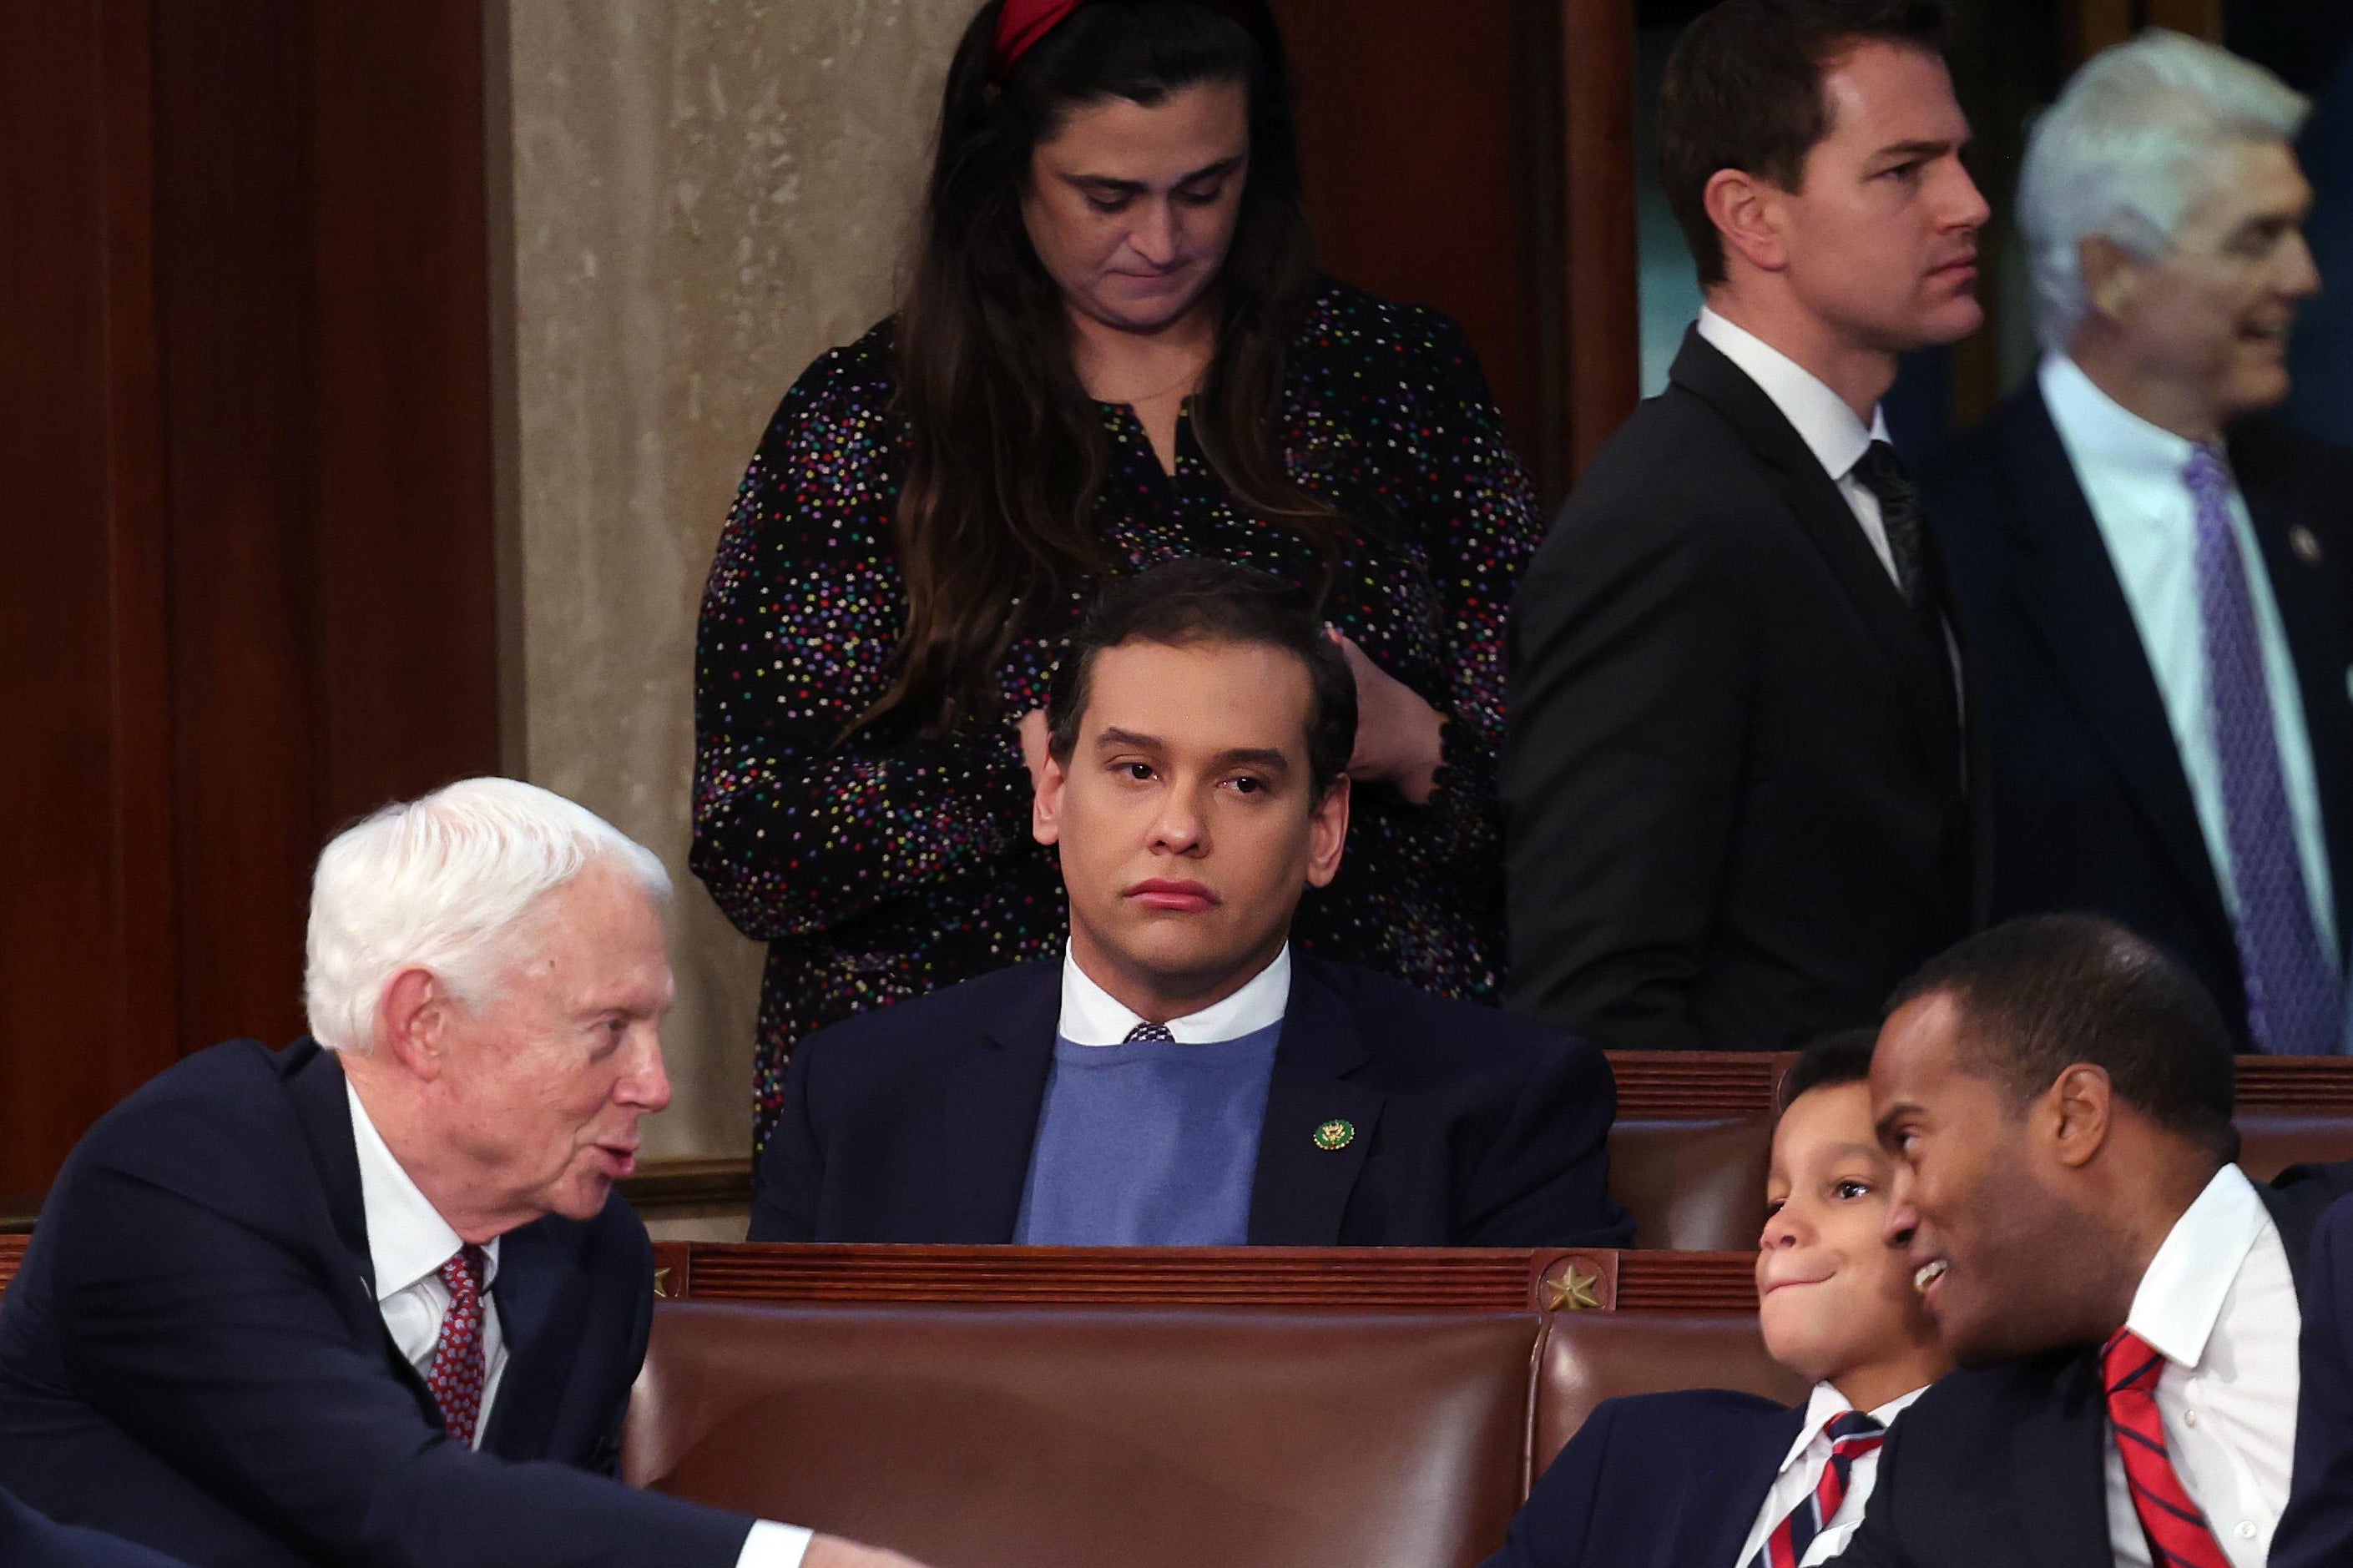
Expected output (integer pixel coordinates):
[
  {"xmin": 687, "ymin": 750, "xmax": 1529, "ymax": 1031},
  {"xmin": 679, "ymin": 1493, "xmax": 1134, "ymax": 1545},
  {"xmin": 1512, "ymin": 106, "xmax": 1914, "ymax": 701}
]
[{"xmin": 805, "ymin": 1535, "xmax": 938, "ymax": 1568}]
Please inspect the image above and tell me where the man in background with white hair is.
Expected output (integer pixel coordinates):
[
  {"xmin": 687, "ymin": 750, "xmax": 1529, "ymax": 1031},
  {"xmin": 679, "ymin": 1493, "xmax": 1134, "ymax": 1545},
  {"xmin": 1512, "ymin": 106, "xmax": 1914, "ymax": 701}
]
[
  {"xmin": 0, "ymin": 779, "xmax": 930, "ymax": 1568},
  {"xmin": 1926, "ymin": 28, "xmax": 2353, "ymax": 1055}
]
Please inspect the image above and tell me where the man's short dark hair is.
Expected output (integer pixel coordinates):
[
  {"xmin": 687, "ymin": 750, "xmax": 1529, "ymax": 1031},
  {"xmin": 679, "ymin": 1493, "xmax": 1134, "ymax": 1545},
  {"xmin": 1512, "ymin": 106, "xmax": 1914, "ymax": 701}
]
[
  {"xmin": 1659, "ymin": 0, "xmax": 1952, "ymax": 286},
  {"xmin": 1886, "ymin": 915, "xmax": 2239, "ymax": 1162},
  {"xmin": 1045, "ymin": 558, "xmax": 1356, "ymax": 795},
  {"xmin": 1778, "ymin": 1027, "xmax": 1881, "ymax": 1114}
]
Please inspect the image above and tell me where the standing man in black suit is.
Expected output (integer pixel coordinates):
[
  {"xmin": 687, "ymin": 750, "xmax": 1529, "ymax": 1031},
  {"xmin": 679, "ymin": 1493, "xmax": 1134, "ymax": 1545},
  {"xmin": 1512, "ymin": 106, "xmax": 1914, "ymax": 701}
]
[
  {"xmin": 0, "ymin": 779, "xmax": 927, "ymax": 1568},
  {"xmin": 1834, "ymin": 914, "xmax": 2353, "ymax": 1567},
  {"xmin": 752, "ymin": 560, "xmax": 1631, "ymax": 1249},
  {"xmin": 1926, "ymin": 31, "xmax": 2353, "ymax": 1054},
  {"xmin": 1504, "ymin": 0, "xmax": 1988, "ymax": 1051}
]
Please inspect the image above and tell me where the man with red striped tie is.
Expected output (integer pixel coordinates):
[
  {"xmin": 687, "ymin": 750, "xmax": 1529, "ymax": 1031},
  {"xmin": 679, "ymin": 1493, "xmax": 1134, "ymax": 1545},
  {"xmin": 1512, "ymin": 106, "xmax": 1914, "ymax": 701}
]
[
  {"xmin": 1482, "ymin": 1030, "xmax": 1952, "ymax": 1567},
  {"xmin": 1835, "ymin": 914, "xmax": 2353, "ymax": 1567}
]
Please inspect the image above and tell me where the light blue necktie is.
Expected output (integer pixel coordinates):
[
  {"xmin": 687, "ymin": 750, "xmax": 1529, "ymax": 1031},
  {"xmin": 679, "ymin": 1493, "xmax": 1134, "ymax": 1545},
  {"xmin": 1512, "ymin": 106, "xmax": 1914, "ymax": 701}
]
[{"xmin": 2187, "ymin": 448, "xmax": 2340, "ymax": 1053}]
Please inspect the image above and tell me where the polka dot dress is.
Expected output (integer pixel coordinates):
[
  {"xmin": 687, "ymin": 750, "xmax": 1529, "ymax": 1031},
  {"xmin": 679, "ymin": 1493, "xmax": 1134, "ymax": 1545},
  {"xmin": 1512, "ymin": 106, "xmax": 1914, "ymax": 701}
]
[{"xmin": 693, "ymin": 278, "xmax": 1547, "ymax": 1153}]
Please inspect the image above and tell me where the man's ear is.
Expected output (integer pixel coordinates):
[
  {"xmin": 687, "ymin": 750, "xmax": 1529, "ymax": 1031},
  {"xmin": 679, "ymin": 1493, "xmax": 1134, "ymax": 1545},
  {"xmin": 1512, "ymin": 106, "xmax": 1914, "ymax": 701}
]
[
  {"xmin": 1303, "ymin": 774, "xmax": 1350, "ymax": 889},
  {"xmin": 1033, "ymin": 750, "xmax": 1068, "ymax": 847},
  {"xmin": 2046, "ymin": 1063, "xmax": 2115, "ymax": 1170},
  {"xmin": 1704, "ymin": 166, "xmax": 1791, "ymax": 275},
  {"xmin": 2078, "ymin": 234, "xmax": 2139, "ymax": 322},
  {"xmin": 377, "ymin": 967, "xmax": 452, "ymax": 1082}
]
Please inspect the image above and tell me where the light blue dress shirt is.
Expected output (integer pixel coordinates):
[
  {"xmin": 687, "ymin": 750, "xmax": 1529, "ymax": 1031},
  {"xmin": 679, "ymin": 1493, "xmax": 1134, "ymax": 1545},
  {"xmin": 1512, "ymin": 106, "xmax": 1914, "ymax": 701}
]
[{"xmin": 2040, "ymin": 353, "xmax": 2337, "ymax": 958}]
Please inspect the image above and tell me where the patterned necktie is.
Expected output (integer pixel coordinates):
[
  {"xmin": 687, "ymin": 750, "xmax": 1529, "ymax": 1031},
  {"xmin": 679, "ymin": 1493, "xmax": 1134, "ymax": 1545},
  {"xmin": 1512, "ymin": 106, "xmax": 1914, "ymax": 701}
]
[
  {"xmin": 2103, "ymin": 1327, "xmax": 2231, "ymax": 1568},
  {"xmin": 1851, "ymin": 441, "xmax": 1948, "ymax": 644},
  {"xmin": 1751, "ymin": 1409, "xmax": 1886, "ymax": 1568},
  {"xmin": 425, "ymin": 1243, "xmax": 489, "ymax": 1448},
  {"xmin": 1124, "ymin": 1021, "xmax": 1175, "ymax": 1043},
  {"xmin": 2186, "ymin": 448, "xmax": 2340, "ymax": 1054}
]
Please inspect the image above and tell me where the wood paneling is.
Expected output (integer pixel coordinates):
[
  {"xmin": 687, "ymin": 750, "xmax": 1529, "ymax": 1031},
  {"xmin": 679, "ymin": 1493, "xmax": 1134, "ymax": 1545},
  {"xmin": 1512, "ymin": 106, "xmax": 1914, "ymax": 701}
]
[{"xmin": 0, "ymin": 0, "xmax": 499, "ymax": 1200}]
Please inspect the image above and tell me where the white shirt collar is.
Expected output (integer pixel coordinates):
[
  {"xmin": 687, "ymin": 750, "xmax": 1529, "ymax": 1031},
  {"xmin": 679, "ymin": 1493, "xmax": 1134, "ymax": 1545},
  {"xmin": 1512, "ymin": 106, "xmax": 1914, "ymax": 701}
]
[
  {"xmin": 1697, "ymin": 307, "xmax": 1891, "ymax": 484},
  {"xmin": 2128, "ymin": 1162, "xmax": 2271, "ymax": 1372},
  {"xmin": 345, "ymin": 1077, "xmax": 500, "ymax": 1303},
  {"xmin": 2039, "ymin": 351, "xmax": 2203, "ymax": 486},
  {"xmin": 1775, "ymin": 1380, "xmax": 1930, "ymax": 1475},
  {"xmin": 1057, "ymin": 942, "xmax": 1291, "ymax": 1046}
]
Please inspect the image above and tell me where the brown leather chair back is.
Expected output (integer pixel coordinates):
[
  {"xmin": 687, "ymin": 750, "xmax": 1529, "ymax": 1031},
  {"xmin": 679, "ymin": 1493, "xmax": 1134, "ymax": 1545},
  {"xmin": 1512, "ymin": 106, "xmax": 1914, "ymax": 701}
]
[
  {"xmin": 1606, "ymin": 1117, "xmax": 1774, "ymax": 1251},
  {"xmin": 627, "ymin": 1302, "xmax": 1541, "ymax": 1568},
  {"xmin": 1531, "ymin": 1311, "xmax": 1808, "ymax": 1471},
  {"xmin": 2236, "ymin": 1114, "xmax": 2353, "ymax": 1182}
]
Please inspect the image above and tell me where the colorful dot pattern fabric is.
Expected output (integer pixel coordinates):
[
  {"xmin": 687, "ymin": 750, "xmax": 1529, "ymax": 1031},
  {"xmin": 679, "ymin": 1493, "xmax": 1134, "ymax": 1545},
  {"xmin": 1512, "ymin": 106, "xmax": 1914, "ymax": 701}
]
[
  {"xmin": 693, "ymin": 278, "xmax": 1548, "ymax": 1152},
  {"xmin": 425, "ymin": 1244, "xmax": 488, "ymax": 1449}
]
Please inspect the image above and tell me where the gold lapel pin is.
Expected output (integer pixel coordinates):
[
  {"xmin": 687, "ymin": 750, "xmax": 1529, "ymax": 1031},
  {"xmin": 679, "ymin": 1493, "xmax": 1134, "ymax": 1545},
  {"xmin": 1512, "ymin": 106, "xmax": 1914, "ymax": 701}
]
[
  {"xmin": 1313, "ymin": 1118, "xmax": 1356, "ymax": 1152},
  {"xmin": 2293, "ymin": 526, "xmax": 2324, "ymax": 565}
]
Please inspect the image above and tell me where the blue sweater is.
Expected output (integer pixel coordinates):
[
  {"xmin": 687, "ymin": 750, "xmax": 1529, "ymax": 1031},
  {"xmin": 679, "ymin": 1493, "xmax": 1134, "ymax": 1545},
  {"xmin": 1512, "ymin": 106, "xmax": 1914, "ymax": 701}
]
[{"xmin": 1013, "ymin": 1021, "xmax": 1284, "ymax": 1246}]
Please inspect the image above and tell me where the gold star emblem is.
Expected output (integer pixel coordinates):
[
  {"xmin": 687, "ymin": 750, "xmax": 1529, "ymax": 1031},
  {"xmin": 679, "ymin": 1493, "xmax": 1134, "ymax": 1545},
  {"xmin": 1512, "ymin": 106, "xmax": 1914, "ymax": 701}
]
[
  {"xmin": 1543, "ymin": 1264, "xmax": 1602, "ymax": 1313},
  {"xmin": 653, "ymin": 1265, "xmax": 675, "ymax": 1300},
  {"xmin": 1313, "ymin": 1117, "xmax": 1356, "ymax": 1151}
]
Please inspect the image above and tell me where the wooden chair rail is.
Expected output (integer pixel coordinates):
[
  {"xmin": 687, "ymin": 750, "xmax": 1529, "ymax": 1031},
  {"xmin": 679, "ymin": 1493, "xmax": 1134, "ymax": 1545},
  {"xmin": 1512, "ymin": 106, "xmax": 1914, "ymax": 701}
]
[{"xmin": 649, "ymin": 1243, "xmax": 1760, "ymax": 1316}]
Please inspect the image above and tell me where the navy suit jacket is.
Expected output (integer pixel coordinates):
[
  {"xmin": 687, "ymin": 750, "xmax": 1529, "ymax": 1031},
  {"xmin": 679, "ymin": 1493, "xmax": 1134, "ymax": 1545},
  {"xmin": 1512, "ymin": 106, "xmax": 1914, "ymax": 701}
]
[
  {"xmin": 0, "ymin": 1487, "xmax": 192, "ymax": 1568},
  {"xmin": 0, "ymin": 1038, "xmax": 752, "ymax": 1568},
  {"xmin": 750, "ymin": 952, "xmax": 1634, "ymax": 1248},
  {"xmin": 1830, "ymin": 1162, "xmax": 2353, "ymax": 1566},
  {"xmin": 1480, "ymin": 1389, "xmax": 1803, "ymax": 1568},
  {"xmin": 1926, "ymin": 385, "xmax": 2353, "ymax": 1044},
  {"xmin": 2275, "ymin": 1192, "xmax": 2353, "ymax": 1566}
]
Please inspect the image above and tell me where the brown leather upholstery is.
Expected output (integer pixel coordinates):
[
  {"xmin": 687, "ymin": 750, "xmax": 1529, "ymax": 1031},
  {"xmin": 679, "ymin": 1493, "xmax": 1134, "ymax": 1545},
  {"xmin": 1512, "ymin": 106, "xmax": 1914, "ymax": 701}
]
[
  {"xmin": 1606, "ymin": 1117, "xmax": 1774, "ymax": 1251},
  {"xmin": 627, "ymin": 1302, "xmax": 1540, "ymax": 1568},
  {"xmin": 2236, "ymin": 1115, "xmax": 2353, "ymax": 1182},
  {"xmin": 1531, "ymin": 1311, "xmax": 1808, "ymax": 1471}
]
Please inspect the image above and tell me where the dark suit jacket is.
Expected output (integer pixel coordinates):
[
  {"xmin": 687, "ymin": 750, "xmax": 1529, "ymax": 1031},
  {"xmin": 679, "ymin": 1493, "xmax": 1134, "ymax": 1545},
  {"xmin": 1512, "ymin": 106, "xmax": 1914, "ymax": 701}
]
[
  {"xmin": 0, "ymin": 1488, "xmax": 192, "ymax": 1568},
  {"xmin": 1926, "ymin": 384, "xmax": 2353, "ymax": 1044},
  {"xmin": 750, "ymin": 952, "xmax": 1634, "ymax": 1248},
  {"xmin": 2275, "ymin": 1192, "xmax": 2353, "ymax": 1567},
  {"xmin": 1479, "ymin": 1389, "xmax": 1804, "ymax": 1568},
  {"xmin": 1830, "ymin": 1162, "xmax": 2353, "ymax": 1566},
  {"xmin": 1503, "ymin": 326, "xmax": 1977, "ymax": 1052},
  {"xmin": 0, "ymin": 1038, "xmax": 753, "ymax": 1568}
]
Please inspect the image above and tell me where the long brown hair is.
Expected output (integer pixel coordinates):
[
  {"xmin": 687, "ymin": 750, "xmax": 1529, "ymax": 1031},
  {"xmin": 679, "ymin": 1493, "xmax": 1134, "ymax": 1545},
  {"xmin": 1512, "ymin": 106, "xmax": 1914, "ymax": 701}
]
[{"xmin": 871, "ymin": 0, "xmax": 1339, "ymax": 737}]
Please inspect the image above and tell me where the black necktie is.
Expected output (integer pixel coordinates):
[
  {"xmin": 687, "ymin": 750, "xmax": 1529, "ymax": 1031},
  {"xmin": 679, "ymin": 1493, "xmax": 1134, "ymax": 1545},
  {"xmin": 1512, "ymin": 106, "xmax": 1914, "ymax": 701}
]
[
  {"xmin": 1124, "ymin": 1021, "xmax": 1174, "ymax": 1043},
  {"xmin": 1851, "ymin": 440, "xmax": 1947, "ymax": 648}
]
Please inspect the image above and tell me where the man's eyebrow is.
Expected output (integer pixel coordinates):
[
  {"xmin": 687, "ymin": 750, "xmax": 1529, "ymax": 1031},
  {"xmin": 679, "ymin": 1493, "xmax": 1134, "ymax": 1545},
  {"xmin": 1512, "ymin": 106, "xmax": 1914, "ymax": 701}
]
[
  {"xmin": 1093, "ymin": 727, "xmax": 1163, "ymax": 750},
  {"xmin": 1214, "ymin": 747, "xmax": 1293, "ymax": 773},
  {"xmin": 1873, "ymin": 1102, "xmax": 1921, "ymax": 1141},
  {"xmin": 1063, "ymin": 154, "xmax": 1245, "ymax": 193},
  {"xmin": 1871, "ymin": 136, "xmax": 1965, "ymax": 163}
]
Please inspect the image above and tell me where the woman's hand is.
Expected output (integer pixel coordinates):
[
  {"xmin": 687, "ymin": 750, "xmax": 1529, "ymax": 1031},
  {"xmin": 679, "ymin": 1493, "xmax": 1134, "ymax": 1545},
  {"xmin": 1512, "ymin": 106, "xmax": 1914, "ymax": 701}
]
[
  {"xmin": 1017, "ymin": 708, "xmax": 1053, "ymax": 797},
  {"xmin": 1330, "ymin": 631, "xmax": 1445, "ymax": 806}
]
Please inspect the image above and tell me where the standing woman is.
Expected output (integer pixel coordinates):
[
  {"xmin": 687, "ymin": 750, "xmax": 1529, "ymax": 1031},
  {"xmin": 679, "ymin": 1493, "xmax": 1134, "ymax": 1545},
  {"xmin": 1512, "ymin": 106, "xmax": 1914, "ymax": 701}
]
[{"xmin": 696, "ymin": 0, "xmax": 1548, "ymax": 1149}]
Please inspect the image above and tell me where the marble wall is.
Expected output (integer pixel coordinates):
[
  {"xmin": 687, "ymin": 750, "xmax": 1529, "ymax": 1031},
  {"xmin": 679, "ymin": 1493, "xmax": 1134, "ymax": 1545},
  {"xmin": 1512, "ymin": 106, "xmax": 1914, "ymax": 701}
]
[{"xmin": 493, "ymin": 0, "xmax": 975, "ymax": 1161}]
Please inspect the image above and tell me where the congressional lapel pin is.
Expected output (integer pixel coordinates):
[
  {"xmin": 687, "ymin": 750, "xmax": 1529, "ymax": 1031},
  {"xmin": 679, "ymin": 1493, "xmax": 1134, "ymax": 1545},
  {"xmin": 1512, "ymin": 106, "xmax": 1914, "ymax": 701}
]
[
  {"xmin": 1313, "ymin": 1117, "xmax": 1356, "ymax": 1152},
  {"xmin": 2293, "ymin": 525, "xmax": 2324, "ymax": 565}
]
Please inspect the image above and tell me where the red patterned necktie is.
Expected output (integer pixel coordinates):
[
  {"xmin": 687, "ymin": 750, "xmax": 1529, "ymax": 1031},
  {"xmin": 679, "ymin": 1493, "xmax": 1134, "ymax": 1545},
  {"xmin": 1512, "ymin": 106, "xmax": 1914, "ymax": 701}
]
[
  {"xmin": 2103, "ymin": 1327, "xmax": 2231, "ymax": 1568},
  {"xmin": 1751, "ymin": 1410, "xmax": 1886, "ymax": 1568},
  {"xmin": 425, "ymin": 1243, "xmax": 489, "ymax": 1447}
]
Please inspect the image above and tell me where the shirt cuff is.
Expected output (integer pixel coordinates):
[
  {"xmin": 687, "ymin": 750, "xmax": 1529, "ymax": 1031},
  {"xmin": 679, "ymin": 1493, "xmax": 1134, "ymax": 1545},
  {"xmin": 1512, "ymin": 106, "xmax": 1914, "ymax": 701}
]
[{"xmin": 738, "ymin": 1520, "xmax": 815, "ymax": 1568}]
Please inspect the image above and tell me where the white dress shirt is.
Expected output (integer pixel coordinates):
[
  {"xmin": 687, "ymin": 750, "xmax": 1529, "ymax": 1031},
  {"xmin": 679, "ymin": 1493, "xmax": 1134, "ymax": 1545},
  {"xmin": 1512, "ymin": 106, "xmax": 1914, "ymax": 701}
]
[
  {"xmin": 2041, "ymin": 352, "xmax": 2337, "ymax": 955},
  {"xmin": 2103, "ymin": 1162, "xmax": 2300, "ymax": 1568},
  {"xmin": 1732, "ymin": 1380, "xmax": 1928, "ymax": 1567},
  {"xmin": 346, "ymin": 1083, "xmax": 811, "ymax": 1568},
  {"xmin": 1058, "ymin": 941, "xmax": 1291, "ymax": 1045},
  {"xmin": 1697, "ymin": 307, "xmax": 1901, "ymax": 587}
]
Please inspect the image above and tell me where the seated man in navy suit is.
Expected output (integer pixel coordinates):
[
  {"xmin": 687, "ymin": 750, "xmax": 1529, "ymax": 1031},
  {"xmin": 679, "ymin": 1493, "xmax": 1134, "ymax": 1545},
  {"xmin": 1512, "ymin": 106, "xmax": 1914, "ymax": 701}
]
[
  {"xmin": 0, "ymin": 779, "xmax": 927, "ymax": 1568},
  {"xmin": 1482, "ymin": 1030, "xmax": 1950, "ymax": 1568},
  {"xmin": 1835, "ymin": 913, "xmax": 2353, "ymax": 1566},
  {"xmin": 751, "ymin": 557, "xmax": 1632, "ymax": 1248}
]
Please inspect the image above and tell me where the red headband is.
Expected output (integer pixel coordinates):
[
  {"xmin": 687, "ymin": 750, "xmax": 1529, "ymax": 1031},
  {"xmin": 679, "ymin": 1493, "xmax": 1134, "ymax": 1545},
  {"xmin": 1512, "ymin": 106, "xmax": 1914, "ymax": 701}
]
[{"xmin": 991, "ymin": 0, "xmax": 1263, "ymax": 82}]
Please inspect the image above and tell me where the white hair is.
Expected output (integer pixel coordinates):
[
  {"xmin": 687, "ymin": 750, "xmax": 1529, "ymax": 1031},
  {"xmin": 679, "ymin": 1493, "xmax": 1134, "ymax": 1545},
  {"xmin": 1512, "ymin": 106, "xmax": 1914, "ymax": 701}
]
[
  {"xmin": 2018, "ymin": 29, "xmax": 2310, "ymax": 354},
  {"xmin": 303, "ymin": 777, "xmax": 671, "ymax": 1054}
]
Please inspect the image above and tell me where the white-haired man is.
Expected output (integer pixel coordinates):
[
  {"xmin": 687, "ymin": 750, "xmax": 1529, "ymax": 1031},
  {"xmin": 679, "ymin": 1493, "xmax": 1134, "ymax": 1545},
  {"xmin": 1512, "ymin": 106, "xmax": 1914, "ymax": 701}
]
[
  {"xmin": 0, "ymin": 779, "xmax": 929, "ymax": 1568},
  {"xmin": 1926, "ymin": 29, "xmax": 2353, "ymax": 1056}
]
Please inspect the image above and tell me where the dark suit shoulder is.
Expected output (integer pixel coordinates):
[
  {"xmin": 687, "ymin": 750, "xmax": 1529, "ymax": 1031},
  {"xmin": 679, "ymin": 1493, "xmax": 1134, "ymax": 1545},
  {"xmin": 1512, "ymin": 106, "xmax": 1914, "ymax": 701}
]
[
  {"xmin": 1556, "ymin": 384, "xmax": 1772, "ymax": 532},
  {"xmin": 1296, "ymin": 955, "xmax": 1601, "ymax": 1080},
  {"xmin": 793, "ymin": 961, "xmax": 1054, "ymax": 1061},
  {"xmin": 1576, "ymin": 1386, "xmax": 1796, "ymax": 1448},
  {"xmin": 59, "ymin": 1040, "xmax": 314, "ymax": 1201}
]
